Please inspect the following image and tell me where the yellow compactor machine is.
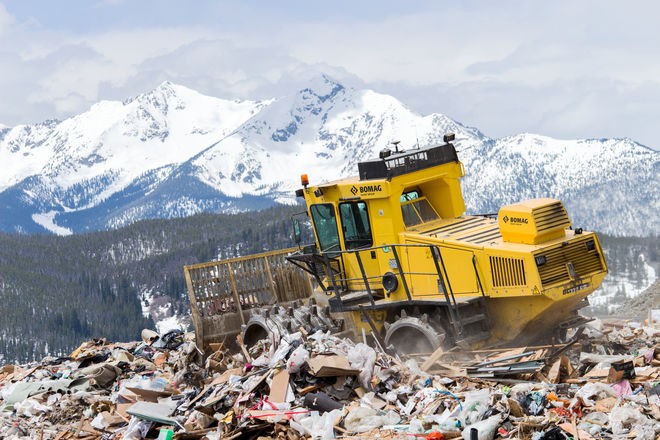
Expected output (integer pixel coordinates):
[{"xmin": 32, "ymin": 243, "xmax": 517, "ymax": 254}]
[{"xmin": 185, "ymin": 134, "xmax": 608, "ymax": 353}]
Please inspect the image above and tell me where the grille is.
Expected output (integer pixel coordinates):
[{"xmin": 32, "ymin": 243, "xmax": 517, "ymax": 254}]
[
  {"xmin": 490, "ymin": 256, "xmax": 527, "ymax": 287},
  {"xmin": 532, "ymin": 201, "xmax": 570, "ymax": 232},
  {"xmin": 537, "ymin": 239, "xmax": 605, "ymax": 287}
]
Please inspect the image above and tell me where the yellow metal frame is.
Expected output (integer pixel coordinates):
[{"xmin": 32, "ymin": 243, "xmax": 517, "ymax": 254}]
[{"xmin": 299, "ymin": 147, "xmax": 608, "ymax": 345}]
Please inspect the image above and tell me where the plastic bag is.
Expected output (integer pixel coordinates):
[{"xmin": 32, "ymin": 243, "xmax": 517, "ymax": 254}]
[
  {"xmin": 298, "ymin": 409, "xmax": 342, "ymax": 440},
  {"xmin": 269, "ymin": 340, "xmax": 291, "ymax": 368},
  {"xmin": 404, "ymin": 358, "xmax": 427, "ymax": 379},
  {"xmin": 121, "ymin": 417, "xmax": 153, "ymax": 440},
  {"xmin": 347, "ymin": 343, "xmax": 377, "ymax": 390},
  {"xmin": 286, "ymin": 345, "xmax": 309, "ymax": 374},
  {"xmin": 152, "ymin": 329, "xmax": 184, "ymax": 350},
  {"xmin": 609, "ymin": 405, "xmax": 653, "ymax": 437},
  {"xmin": 575, "ymin": 382, "xmax": 617, "ymax": 406},
  {"xmin": 409, "ymin": 417, "xmax": 425, "ymax": 434},
  {"xmin": 509, "ymin": 383, "xmax": 538, "ymax": 397},
  {"xmin": 343, "ymin": 406, "xmax": 400, "ymax": 433},
  {"xmin": 425, "ymin": 408, "xmax": 462, "ymax": 433},
  {"xmin": 461, "ymin": 414, "xmax": 501, "ymax": 440},
  {"xmin": 612, "ymin": 379, "xmax": 632, "ymax": 397},
  {"xmin": 520, "ymin": 391, "xmax": 547, "ymax": 416},
  {"xmin": 577, "ymin": 411, "xmax": 609, "ymax": 436},
  {"xmin": 459, "ymin": 389, "xmax": 490, "ymax": 425},
  {"xmin": 90, "ymin": 413, "xmax": 109, "ymax": 430},
  {"xmin": 14, "ymin": 398, "xmax": 50, "ymax": 417}
]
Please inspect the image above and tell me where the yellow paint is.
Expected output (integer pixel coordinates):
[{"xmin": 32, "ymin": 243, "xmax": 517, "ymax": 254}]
[{"xmin": 299, "ymin": 141, "xmax": 609, "ymax": 346}]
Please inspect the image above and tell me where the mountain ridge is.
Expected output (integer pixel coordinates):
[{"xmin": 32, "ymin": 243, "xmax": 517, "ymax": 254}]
[{"xmin": 0, "ymin": 75, "xmax": 658, "ymax": 236}]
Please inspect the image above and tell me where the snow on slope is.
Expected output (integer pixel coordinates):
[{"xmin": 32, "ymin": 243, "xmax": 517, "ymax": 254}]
[
  {"xmin": 458, "ymin": 134, "xmax": 659, "ymax": 235},
  {"xmin": 0, "ymin": 119, "xmax": 59, "ymax": 190},
  {"xmin": 193, "ymin": 75, "xmax": 487, "ymax": 200},
  {"xmin": 1, "ymin": 82, "xmax": 265, "ymax": 208},
  {"xmin": 31, "ymin": 211, "xmax": 73, "ymax": 236},
  {"xmin": 0, "ymin": 75, "xmax": 657, "ymax": 236}
]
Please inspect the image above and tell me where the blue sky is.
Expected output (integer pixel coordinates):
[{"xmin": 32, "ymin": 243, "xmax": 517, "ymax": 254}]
[{"xmin": 1, "ymin": 1, "xmax": 659, "ymax": 148}]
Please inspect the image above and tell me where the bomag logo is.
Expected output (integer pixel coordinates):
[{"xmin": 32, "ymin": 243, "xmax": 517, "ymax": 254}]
[
  {"xmin": 351, "ymin": 184, "xmax": 382, "ymax": 195},
  {"xmin": 502, "ymin": 215, "xmax": 529, "ymax": 224}
]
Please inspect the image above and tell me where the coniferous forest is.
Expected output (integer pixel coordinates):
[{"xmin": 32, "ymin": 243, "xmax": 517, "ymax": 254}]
[
  {"xmin": 0, "ymin": 203, "xmax": 656, "ymax": 363},
  {"xmin": 0, "ymin": 205, "xmax": 307, "ymax": 363}
]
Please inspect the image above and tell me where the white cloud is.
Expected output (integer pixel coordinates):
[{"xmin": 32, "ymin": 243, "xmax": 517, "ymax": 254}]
[
  {"xmin": 378, "ymin": 78, "xmax": 660, "ymax": 147},
  {"xmin": 0, "ymin": 1, "xmax": 658, "ymax": 149},
  {"xmin": 0, "ymin": 3, "xmax": 13, "ymax": 34}
]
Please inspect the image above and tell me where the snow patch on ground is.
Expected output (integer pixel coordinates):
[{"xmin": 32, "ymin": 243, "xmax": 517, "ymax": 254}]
[
  {"xmin": 139, "ymin": 288, "xmax": 155, "ymax": 319},
  {"xmin": 31, "ymin": 211, "xmax": 72, "ymax": 236},
  {"xmin": 590, "ymin": 256, "xmax": 657, "ymax": 312},
  {"xmin": 139, "ymin": 288, "xmax": 191, "ymax": 333},
  {"xmin": 156, "ymin": 314, "xmax": 189, "ymax": 334}
]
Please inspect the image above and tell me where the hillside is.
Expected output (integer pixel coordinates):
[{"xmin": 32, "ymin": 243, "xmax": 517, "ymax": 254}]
[
  {"xmin": 0, "ymin": 205, "xmax": 306, "ymax": 363},
  {"xmin": 612, "ymin": 280, "xmax": 660, "ymax": 320}
]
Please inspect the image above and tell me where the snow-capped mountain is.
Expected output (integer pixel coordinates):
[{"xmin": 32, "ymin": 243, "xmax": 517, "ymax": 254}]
[
  {"xmin": 460, "ymin": 134, "xmax": 658, "ymax": 236},
  {"xmin": 0, "ymin": 75, "xmax": 658, "ymax": 236}
]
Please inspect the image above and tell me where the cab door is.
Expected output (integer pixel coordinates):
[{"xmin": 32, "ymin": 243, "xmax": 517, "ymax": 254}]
[{"xmin": 338, "ymin": 201, "xmax": 381, "ymax": 292}]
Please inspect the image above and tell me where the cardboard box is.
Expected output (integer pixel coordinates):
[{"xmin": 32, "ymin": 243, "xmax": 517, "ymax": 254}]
[{"xmin": 607, "ymin": 360, "xmax": 635, "ymax": 383}]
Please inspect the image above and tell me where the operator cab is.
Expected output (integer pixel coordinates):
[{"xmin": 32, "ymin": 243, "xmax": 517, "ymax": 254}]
[{"xmin": 296, "ymin": 134, "xmax": 464, "ymax": 257}]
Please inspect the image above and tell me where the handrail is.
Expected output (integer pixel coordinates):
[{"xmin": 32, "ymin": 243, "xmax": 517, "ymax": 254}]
[
  {"xmin": 390, "ymin": 246, "xmax": 413, "ymax": 303},
  {"xmin": 291, "ymin": 243, "xmax": 467, "ymax": 309},
  {"xmin": 322, "ymin": 252, "xmax": 344, "ymax": 310},
  {"xmin": 472, "ymin": 255, "xmax": 486, "ymax": 297},
  {"xmin": 353, "ymin": 251, "xmax": 375, "ymax": 307},
  {"xmin": 430, "ymin": 246, "xmax": 460, "ymax": 331}
]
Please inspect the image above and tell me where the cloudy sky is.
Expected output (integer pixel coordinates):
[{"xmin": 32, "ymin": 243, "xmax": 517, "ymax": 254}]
[{"xmin": 1, "ymin": 1, "xmax": 659, "ymax": 148}]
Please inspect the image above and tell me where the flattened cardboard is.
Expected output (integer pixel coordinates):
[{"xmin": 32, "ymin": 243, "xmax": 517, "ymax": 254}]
[
  {"xmin": 548, "ymin": 355, "xmax": 571, "ymax": 383},
  {"xmin": 558, "ymin": 422, "xmax": 595, "ymax": 440},
  {"xmin": 268, "ymin": 369, "xmax": 290, "ymax": 403},
  {"xmin": 125, "ymin": 387, "xmax": 176, "ymax": 403},
  {"xmin": 307, "ymin": 355, "xmax": 359, "ymax": 377}
]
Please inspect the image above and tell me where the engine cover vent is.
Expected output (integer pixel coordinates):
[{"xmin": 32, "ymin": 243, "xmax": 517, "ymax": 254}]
[{"xmin": 490, "ymin": 256, "xmax": 527, "ymax": 287}]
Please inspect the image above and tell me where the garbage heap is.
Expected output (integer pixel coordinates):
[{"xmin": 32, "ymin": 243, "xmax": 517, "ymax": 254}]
[{"xmin": 0, "ymin": 319, "xmax": 658, "ymax": 440}]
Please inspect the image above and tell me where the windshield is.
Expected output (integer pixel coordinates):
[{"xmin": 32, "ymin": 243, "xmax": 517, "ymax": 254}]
[{"xmin": 310, "ymin": 204, "xmax": 340, "ymax": 252}]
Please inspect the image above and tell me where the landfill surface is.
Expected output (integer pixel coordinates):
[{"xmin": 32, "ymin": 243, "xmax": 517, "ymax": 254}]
[{"xmin": 0, "ymin": 317, "xmax": 658, "ymax": 440}]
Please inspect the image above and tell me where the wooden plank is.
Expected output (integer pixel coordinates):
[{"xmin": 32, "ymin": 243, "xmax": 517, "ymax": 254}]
[
  {"xmin": 264, "ymin": 256, "xmax": 278, "ymax": 301},
  {"xmin": 236, "ymin": 333, "xmax": 253, "ymax": 363},
  {"xmin": 421, "ymin": 345, "xmax": 446, "ymax": 372},
  {"xmin": 184, "ymin": 266, "xmax": 205, "ymax": 351},
  {"xmin": 183, "ymin": 247, "xmax": 299, "ymax": 270},
  {"xmin": 226, "ymin": 262, "xmax": 245, "ymax": 326}
]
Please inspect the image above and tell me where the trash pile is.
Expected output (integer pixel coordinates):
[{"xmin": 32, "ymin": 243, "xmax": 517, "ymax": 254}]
[{"xmin": 0, "ymin": 319, "xmax": 658, "ymax": 440}]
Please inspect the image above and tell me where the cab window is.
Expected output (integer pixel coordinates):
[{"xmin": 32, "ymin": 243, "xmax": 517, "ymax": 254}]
[
  {"xmin": 310, "ymin": 204, "xmax": 340, "ymax": 252},
  {"xmin": 401, "ymin": 190, "xmax": 420, "ymax": 202},
  {"xmin": 400, "ymin": 190, "xmax": 440, "ymax": 227},
  {"xmin": 339, "ymin": 201, "xmax": 373, "ymax": 249}
]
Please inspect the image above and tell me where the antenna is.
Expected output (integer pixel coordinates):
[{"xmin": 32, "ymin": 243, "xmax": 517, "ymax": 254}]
[{"xmin": 391, "ymin": 140, "xmax": 401, "ymax": 153}]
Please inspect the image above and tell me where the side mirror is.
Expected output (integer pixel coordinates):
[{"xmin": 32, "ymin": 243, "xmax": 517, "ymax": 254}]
[{"xmin": 292, "ymin": 218, "xmax": 302, "ymax": 244}]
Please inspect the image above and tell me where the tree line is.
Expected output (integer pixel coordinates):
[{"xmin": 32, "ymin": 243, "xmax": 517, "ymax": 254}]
[{"xmin": 0, "ymin": 205, "xmax": 305, "ymax": 363}]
